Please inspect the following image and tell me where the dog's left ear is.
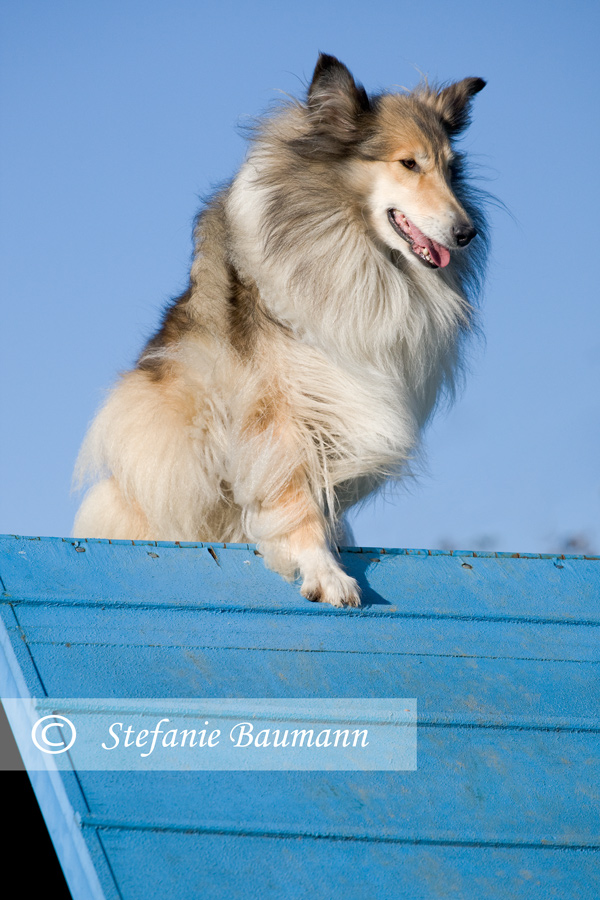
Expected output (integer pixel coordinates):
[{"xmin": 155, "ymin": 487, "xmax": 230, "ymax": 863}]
[
  {"xmin": 429, "ymin": 77, "xmax": 486, "ymax": 136},
  {"xmin": 306, "ymin": 53, "xmax": 371, "ymax": 145}
]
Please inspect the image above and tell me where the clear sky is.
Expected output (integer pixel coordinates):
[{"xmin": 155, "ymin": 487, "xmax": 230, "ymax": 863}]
[{"xmin": 1, "ymin": 0, "xmax": 599, "ymax": 554}]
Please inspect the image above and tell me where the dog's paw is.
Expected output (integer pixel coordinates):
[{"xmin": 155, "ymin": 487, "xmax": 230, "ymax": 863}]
[{"xmin": 301, "ymin": 565, "xmax": 361, "ymax": 608}]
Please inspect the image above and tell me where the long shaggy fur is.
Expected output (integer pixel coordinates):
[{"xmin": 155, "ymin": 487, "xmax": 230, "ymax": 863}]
[{"xmin": 74, "ymin": 54, "xmax": 489, "ymax": 607}]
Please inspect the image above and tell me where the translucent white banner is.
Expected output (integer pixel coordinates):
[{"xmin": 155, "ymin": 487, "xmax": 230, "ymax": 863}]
[{"xmin": 2, "ymin": 698, "xmax": 417, "ymax": 771}]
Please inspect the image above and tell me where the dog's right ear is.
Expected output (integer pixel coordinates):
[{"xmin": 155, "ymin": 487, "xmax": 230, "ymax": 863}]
[
  {"xmin": 304, "ymin": 53, "xmax": 371, "ymax": 150},
  {"xmin": 428, "ymin": 77, "xmax": 486, "ymax": 136}
]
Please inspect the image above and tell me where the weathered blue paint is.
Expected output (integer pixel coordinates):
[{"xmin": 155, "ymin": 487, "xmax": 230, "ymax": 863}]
[{"xmin": 1, "ymin": 534, "xmax": 600, "ymax": 899}]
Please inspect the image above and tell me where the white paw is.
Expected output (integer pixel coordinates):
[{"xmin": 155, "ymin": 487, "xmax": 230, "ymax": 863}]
[{"xmin": 301, "ymin": 563, "xmax": 361, "ymax": 608}]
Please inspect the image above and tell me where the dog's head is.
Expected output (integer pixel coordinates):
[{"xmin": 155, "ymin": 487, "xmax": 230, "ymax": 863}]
[{"xmin": 291, "ymin": 54, "xmax": 485, "ymax": 270}]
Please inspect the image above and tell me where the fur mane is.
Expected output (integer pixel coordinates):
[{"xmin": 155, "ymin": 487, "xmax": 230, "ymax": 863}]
[{"xmin": 226, "ymin": 98, "xmax": 488, "ymax": 418}]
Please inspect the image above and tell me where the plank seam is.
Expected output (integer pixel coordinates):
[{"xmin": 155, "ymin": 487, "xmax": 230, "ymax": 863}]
[
  {"xmin": 94, "ymin": 831, "xmax": 126, "ymax": 900},
  {"xmin": 20, "ymin": 640, "xmax": 600, "ymax": 665},
  {"xmin": 4, "ymin": 599, "xmax": 600, "ymax": 628},
  {"xmin": 8, "ymin": 604, "xmax": 50, "ymax": 698},
  {"xmin": 79, "ymin": 818, "xmax": 600, "ymax": 852}
]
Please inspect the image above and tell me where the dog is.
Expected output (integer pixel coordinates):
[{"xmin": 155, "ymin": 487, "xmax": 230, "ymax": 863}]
[{"xmin": 74, "ymin": 53, "xmax": 488, "ymax": 608}]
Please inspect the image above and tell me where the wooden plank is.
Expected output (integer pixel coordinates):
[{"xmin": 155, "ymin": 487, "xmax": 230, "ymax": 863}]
[
  {"xmin": 94, "ymin": 830, "xmax": 600, "ymax": 900},
  {"xmin": 9, "ymin": 640, "xmax": 599, "ymax": 729},
  {"xmin": 2, "ymin": 535, "xmax": 599, "ymax": 622},
  {"xmin": 0, "ymin": 606, "xmax": 119, "ymax": 900},
  {"xmin": 74, "ymin": 726, "xmax": 600, "ymax": 845},
  {"xmin": 13, "ymin": 604, "xmax": 600, "ymax": 662}
]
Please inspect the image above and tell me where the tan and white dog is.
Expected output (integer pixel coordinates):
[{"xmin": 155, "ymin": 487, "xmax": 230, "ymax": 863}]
[{"xmin": 74, "ymin": 54, "xmax": 488, "ymax": 607}]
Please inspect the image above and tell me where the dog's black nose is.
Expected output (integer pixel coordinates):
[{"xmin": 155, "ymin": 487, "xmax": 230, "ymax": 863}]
[{"xmin": 453, "ymin": 223, "xmax": 477, "ymax": 247}]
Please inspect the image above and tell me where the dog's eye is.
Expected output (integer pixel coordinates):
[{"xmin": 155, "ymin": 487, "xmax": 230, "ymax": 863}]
[{"xmin": 400, "ymin": 158, "xmax": 417, "ymax": 170}]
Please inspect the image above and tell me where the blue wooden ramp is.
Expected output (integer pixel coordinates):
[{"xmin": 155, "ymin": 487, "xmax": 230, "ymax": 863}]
[{"xmin": 1, "ymin": 534, "xmax": 599, "ymax": 899}]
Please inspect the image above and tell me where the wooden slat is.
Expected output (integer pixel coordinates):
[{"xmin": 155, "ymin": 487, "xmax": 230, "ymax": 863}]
[
  {"xmin": 13, "ymin": 604, "xmax": 600, "ymax": 661},
  {"xmin": 74, "ymin": 726, "xmax": 600, "ymax": 845},
  {"xmin": 2, "ymin": 535, "xmax": 598, "ymax": 622},
  {"xmin": 8, "ymin": 644, "xmax": 600, "ymax": 728},
  {"xmin": 95, "ymin": 830, "xmax": 600, "ymax": 900}
]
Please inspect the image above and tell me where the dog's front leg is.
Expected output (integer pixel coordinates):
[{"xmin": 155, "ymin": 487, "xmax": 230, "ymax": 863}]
[
  {"xmin": 231, "ymin": 406, "xmax": 360, "ymax": 607},
  {"xmin": 246, "ymin": 474, "xmax": 360, "ymax": 608}
]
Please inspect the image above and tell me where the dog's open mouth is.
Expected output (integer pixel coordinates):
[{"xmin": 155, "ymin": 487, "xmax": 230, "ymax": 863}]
[{"xmin": 388, "ymin": 209, "xmax": 451, "ymax": 269}]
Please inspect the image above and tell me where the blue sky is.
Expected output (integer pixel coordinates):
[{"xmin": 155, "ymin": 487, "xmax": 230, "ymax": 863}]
[{"xmin": 1, "ymin": 0, "xmax": 599, "ymax": 553}]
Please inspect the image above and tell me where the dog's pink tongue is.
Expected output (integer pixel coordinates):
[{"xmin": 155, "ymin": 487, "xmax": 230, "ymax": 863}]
[{"xmin": 410, "ymin": 222, "xmax": 451, "ymax": 268}]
